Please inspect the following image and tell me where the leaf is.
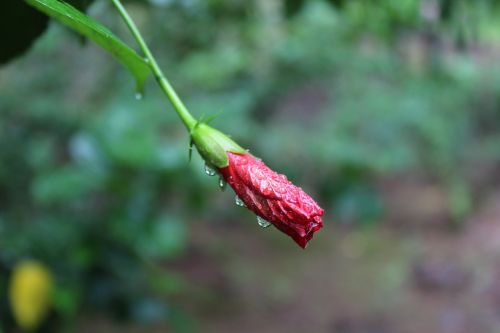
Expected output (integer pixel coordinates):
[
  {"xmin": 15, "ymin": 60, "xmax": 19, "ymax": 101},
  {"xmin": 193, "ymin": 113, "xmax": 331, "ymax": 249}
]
[
  {"xmin": 326, "ymin": 0, "xmax": 347, "ymax": 9},
  {"xmin": 31, "ymin": 166, "xmax": 104, "ymax": 204},
  {"xmin": 0, "ymin": 2, "xmax": 48, "ymax": 65},
  {"xmin": 25, "ymin": 0, "xmax": 151, "ymax": 92},
  {"xmin": 284, "ymin": 0, "xmax": 306, "ymax": 17},
  {"xmin": 0, "ymin": 0, "xmax": 94, "ymax": 65}
]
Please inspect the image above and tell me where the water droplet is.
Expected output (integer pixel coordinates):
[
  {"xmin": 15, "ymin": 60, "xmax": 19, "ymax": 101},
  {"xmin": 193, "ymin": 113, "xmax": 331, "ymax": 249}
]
[
  {"xmin": 303, "ymin": 203, "xmax": 312, "ymax": 214},
  {"xmin": 257, "ymin": 216, "xmax": 271, "ymax": 228},
  {"xmin": 235, "ymin": 196, "xmax": 246, "ymax": 207},
  {"xmin": 277, "ymin": 186, "xmax": 287, "ymax": 194},
  {"xmin": 218, "ymin": 177, "xmax": 226, "ymax": 191},
  {"xmin": 144, "ymin": 58, "xmax": 150, "ymax": 64},
  {"xmin": 260, "ymin": 180, "xmax": 272, "ymax": 196},
  {"xmin": 135, "ymin": 92, "xmax": 143, "ymax": 100},
  {"xmin": 204, "ymin": 163, "xmax": 216, "ymax": 176}
]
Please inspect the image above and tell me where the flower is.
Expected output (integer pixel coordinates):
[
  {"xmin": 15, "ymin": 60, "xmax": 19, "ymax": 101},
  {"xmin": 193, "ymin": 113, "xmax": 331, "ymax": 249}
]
[
  {"xmin": 219, "ymin": 152, "xmax": 324, "ymax": 248},
  {"xmin": 9, "ymin": 260, "xmax": 53, "ymax": 330},
  {"xmin": 190, "ymin": 123, "xmax": 324, "ymax": 248}
]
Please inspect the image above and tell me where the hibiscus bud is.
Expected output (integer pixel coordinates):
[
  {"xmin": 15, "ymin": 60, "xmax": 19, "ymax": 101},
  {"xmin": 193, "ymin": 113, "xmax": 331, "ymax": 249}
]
[
  {"xmin": 219, "ymin": 152, "xmax": 324, "ymax": 248},
  {"xmin": 191, "ymin": 123, "xmax": 324, "ymax": 248}
]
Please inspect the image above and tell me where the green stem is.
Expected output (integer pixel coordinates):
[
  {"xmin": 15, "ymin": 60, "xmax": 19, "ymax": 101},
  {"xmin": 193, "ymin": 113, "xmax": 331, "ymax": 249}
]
[{"xmin": 111, "ymin": 0, "xmax": 196, "ymax": 131}]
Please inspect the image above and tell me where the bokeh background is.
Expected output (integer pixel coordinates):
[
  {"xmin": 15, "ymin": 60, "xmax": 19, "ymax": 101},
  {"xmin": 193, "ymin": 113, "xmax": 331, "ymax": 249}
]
[{"xmin": 2, "ymin": 0, "xmax": 500, "ymax": 332}]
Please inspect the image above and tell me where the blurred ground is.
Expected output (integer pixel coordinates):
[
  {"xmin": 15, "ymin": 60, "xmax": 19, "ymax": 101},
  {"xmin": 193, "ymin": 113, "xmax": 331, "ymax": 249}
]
[
  {"xmin": 73, "ymin": 187, "xmax": 500, "ymax": 333},
  {"xmin": 170, "ymin": 182, "xmax": 500, "ymax": 333}
]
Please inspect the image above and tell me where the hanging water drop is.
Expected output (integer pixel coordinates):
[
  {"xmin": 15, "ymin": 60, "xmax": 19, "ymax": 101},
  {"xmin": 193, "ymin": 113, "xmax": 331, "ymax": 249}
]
[
  {"xmin": 235, "ymin": 196, "xmax": 246, "ymax": 207},
  {"xmin": 135, "ymin": 92, "xmax": 143, "ymax": 100},
  {"xmin": 218, "ymin": 177, "xmax": 226, "ymax": 191},
  {"xmin": 257, "ymin": 216, "xmax": 271, "ymax": 228},
  {"xmin": 204, "ymin": 163, "xmax": 216, "ymax": 176}
]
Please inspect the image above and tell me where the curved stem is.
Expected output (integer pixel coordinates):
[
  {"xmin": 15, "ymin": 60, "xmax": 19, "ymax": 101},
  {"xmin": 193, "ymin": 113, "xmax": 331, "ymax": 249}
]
[{"xmin": 111, "ymin": 0, "xmax": 196, "ymax": 131}]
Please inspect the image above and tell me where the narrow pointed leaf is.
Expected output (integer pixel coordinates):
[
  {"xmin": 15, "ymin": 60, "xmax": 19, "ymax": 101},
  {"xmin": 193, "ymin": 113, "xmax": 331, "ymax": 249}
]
[{"xmin": 25, "ymin": 0, "xmax": 151, "ymax": 92}]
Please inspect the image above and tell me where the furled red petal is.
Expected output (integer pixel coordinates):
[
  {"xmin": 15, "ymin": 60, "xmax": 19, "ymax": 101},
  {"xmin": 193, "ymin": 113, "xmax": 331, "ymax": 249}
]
[{"xmin": 219, "ymin": 152, "xmax": 324, "ymax": 248}]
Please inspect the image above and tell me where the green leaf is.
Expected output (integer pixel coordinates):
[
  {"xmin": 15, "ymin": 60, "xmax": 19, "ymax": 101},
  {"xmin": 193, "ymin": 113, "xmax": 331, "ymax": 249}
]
[
  {"xmin": 0, "ymin": 0, "xmax": 94, "ymax": 65},
  {"xmin": 0, "ymin": 2, "xmax": 48, "ymax": 64},
  {"xmin": 25, "ymin": 0, "xmax": 151, "ymax": 92},
  {"xmin": 284, "ymin": 0, "xmax": 306, "ymax": 17}
]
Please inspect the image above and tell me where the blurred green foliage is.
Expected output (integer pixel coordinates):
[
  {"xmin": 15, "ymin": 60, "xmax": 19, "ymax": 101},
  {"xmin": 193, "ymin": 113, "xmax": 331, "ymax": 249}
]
[{"xmin": 1, "ymin": 0, "xmax": 500, "ymax": 331}]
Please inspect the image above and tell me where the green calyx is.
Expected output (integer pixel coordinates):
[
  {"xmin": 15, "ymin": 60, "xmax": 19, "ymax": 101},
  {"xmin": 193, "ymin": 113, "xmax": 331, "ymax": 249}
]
[{"xmin": 190, "ymin": 122, "xmax": 246, "ymax": 168}]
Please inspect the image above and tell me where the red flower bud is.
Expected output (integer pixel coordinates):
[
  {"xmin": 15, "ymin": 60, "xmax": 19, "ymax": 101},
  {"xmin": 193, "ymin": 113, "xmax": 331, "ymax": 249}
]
[
  {"xmin": 219, "ymin": 152, "xmax": 324, "ymax": 248},
  {"xmin": 190, "ymin": 123, "xmax": 324, "ymax": 248}
]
